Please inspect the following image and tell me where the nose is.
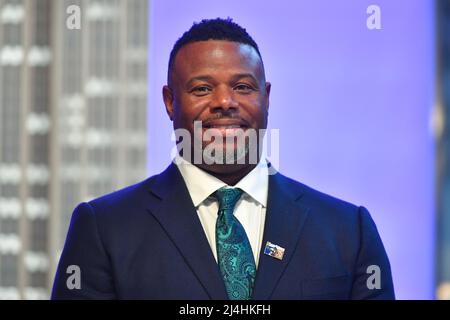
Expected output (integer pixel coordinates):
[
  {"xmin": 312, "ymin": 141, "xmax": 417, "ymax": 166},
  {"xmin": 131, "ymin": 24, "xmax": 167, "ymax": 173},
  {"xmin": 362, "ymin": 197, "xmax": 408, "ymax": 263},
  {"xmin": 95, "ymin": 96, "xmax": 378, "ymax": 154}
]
[{"xmin": 210, "ymin": 86, "xmax": 239, "ymax": 113}]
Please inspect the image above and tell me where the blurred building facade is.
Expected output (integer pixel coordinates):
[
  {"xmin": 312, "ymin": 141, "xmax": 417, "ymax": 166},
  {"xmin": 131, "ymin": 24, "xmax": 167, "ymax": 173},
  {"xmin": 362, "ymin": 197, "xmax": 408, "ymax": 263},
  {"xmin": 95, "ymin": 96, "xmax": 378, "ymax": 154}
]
[{"xmin": 0, "ymin": 0, "xmax": 148, "ymax": 299}]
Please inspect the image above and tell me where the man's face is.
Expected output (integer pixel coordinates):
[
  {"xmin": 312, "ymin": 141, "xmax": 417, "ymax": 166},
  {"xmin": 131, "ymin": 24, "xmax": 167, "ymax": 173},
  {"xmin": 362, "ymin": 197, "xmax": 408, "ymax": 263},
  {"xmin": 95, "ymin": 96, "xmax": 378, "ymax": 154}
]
[{"xmin": 163, "ymin": 40, "xmax": 271, "ymax": 172}]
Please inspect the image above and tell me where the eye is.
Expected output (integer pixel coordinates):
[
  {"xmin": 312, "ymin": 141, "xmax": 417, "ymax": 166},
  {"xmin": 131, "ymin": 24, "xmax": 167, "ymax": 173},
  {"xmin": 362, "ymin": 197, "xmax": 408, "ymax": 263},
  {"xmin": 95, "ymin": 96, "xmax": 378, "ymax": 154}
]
[
  {"xmin": 190, "ymin": 86, "xmax": 211, "ymax": 96},
  {"xmin": 234, "ymin": 83, "xmax": 254, "ymax": 93}
]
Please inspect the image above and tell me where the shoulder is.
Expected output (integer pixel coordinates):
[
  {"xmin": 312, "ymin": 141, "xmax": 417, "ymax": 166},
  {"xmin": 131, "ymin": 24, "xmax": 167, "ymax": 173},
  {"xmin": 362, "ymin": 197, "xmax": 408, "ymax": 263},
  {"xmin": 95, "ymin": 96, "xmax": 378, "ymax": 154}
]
[
  {"xmin": 87, "ymin": 177, "xmax": 152, "ymax": 209},
  {"xmin": 273, "ymin": 172, "xmax": 379, "ymax": 258},
  {"xmin": 80, "ymin": 168, "xmax": 169, "ymax": 221},
  {"xmin": 273, "ymin": 172, "xmax": 363, "ymax": 225},
  {"xmin": 79, "ymin": 163, "xmax": 179, "ymax": 220},
  {"xmin": 65, "ymin": 171, "xmax": 168, "ymax": 242},
  {"xmin": 275, "ymin": 172, "xmax": 359, "ymax": 209}
]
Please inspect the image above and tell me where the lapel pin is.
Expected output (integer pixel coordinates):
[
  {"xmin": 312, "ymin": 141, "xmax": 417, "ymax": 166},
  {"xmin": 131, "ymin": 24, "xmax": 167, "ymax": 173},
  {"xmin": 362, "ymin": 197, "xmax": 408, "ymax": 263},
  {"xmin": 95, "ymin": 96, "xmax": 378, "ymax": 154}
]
[{"xmin": 264, "ymin": 241, "xmax": 285, "ymax": 260}]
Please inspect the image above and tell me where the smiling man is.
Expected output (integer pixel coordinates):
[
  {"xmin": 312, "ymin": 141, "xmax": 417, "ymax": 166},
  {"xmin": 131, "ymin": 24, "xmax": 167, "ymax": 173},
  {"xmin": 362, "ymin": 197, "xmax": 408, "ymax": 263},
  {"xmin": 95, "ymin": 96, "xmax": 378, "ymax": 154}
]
[
  {"xmin": 164, "ymin": 31, "xmax": 270, "ymax": 185},
  {"xmin": 52, "ymin": 18, "xmax": 395, "ymax": 300}
]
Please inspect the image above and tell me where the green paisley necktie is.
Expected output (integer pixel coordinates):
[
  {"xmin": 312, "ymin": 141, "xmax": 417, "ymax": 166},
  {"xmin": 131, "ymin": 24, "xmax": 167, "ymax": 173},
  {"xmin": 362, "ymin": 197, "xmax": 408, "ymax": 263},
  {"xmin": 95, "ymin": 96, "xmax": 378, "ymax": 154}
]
[{"xmin": 214, "ymin": 187, "xmax": 257, "ymax": 300}]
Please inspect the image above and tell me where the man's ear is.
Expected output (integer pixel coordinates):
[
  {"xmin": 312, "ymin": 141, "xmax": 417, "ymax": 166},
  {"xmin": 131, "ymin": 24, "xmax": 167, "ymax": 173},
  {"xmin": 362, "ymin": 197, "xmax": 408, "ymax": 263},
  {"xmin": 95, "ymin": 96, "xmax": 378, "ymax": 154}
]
[
  {"xmin": 162, "ymin": 85, "xmax": 175, "ymax": 121},
  {"xmin": 265, "ymin": 82, "xmax": 271, "ymax": 111}
]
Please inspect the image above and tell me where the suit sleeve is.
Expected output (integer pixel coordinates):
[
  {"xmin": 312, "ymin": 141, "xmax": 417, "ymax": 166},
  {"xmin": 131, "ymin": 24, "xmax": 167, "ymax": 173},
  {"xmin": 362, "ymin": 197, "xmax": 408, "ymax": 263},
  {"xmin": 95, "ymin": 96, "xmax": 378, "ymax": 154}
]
[
  {"xmin": 350, "ymin": 206, "xmax": 395, "ymax": 300},
  {"xmin": 51, "ymin": 202, "xmax": 117, "ymax": 299}
]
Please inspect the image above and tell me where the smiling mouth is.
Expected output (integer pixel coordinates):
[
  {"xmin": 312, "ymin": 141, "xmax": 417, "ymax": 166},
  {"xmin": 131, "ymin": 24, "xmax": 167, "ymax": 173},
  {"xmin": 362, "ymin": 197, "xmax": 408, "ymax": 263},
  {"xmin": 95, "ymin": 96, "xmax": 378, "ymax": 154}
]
[
  {"xmin": 203, "ymin": 124, "xmax": 248, "ymax": 129},
  {"xmin": 201, "ymin": 119, "xmax": 249, "ymax": 130}
]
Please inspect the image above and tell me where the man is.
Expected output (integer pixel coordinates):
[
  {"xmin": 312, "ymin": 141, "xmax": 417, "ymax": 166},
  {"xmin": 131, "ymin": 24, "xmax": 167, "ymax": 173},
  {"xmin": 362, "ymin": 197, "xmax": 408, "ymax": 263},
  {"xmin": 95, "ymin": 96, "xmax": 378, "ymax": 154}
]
[{"xmin": 52, "ymin": 18, "xmax": 395, "ymax": 299}]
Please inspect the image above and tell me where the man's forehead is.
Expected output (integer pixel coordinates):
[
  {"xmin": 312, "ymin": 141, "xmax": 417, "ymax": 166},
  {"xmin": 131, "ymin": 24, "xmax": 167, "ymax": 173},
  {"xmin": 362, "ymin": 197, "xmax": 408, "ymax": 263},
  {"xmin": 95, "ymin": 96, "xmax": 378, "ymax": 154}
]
[{"xmin": 174, "ymin": 40, "xmax": 262, "ymax": 71}]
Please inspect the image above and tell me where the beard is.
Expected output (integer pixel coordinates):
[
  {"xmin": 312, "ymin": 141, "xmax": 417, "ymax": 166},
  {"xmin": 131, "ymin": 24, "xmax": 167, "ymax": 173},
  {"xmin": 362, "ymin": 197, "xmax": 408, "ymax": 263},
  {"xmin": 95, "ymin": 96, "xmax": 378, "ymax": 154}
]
[
  {"xmin": 193, "ymin": 126, "xmax": 259, "ymax": 165},
  {"xmin": 202, "ymin": 137, "xmax": 249, "ymax": 165}
]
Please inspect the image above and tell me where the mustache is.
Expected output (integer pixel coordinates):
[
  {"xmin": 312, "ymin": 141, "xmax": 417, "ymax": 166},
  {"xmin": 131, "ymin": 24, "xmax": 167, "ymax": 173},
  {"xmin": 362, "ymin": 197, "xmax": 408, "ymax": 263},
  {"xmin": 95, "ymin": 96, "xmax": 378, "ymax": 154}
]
[{"xmin": 198, "ymin": 116, "xmax": 250, "ymax": 127}]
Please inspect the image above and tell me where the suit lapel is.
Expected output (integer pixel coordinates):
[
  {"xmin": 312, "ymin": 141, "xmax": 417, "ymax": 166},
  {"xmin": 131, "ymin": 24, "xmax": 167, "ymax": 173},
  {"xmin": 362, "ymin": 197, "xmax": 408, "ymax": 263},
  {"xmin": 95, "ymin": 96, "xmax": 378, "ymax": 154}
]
[
  {"xmin": 146, "ymin": 163, "xmax": 228, "ymax": 300},
  {"xmin": 252, "ymin": 172, "xmax": 310, "ymax": 299}
]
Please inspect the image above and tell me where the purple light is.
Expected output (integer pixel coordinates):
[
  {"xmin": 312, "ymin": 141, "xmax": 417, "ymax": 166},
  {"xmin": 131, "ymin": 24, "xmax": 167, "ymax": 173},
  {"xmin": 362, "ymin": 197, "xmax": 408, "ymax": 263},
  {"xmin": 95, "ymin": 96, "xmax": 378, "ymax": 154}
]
[{"xmin": 147, "ymin": 0, "xmax": 435, "ymax": 299}]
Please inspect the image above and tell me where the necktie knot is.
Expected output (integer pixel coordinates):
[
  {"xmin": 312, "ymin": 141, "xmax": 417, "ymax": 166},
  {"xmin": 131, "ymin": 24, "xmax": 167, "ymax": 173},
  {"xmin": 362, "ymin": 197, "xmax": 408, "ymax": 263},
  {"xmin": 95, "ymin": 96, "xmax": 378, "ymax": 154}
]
[{"xmin": 213, "ymin": 187, "xmax": 243, "ymax": 212}]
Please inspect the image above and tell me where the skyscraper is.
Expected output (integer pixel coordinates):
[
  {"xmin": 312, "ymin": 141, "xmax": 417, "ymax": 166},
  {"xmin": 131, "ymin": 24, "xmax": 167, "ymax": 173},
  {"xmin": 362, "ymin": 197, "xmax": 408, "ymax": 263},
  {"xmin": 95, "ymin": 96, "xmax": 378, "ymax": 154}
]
[{"xmin": 0, "ymin": 0, "xmax": 148, "ymax": 299}]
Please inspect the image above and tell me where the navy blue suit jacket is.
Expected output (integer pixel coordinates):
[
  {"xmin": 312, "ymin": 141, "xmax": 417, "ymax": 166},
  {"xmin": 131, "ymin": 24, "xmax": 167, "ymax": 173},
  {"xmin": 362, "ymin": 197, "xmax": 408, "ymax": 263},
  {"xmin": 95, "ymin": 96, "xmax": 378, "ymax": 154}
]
[{"xmin": 51, "ymin": 163, "xmax": 395, "ymax": 299}]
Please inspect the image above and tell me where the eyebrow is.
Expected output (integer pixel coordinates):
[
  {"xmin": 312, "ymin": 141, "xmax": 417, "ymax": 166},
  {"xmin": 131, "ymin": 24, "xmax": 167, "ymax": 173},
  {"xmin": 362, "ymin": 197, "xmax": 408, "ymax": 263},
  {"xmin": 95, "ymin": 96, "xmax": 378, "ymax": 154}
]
[
  {"xmin": 185, "ymin": 73, "xmax": 259, "ymax": 89},
  {"xmin": 185, "ymin": 75, "xmax": 215, "ymax": 89},
  {"xmin": 230, "ymin": 73, "xmax": 259, "ymax": 84}
]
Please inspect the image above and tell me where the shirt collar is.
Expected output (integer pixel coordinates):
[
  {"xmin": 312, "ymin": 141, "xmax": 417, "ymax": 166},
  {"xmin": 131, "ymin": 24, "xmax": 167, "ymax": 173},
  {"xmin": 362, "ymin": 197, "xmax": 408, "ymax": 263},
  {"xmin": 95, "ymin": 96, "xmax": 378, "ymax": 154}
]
[{"xmin": 174, "ymin": 155, "xmax": 269, "ymax": 208}]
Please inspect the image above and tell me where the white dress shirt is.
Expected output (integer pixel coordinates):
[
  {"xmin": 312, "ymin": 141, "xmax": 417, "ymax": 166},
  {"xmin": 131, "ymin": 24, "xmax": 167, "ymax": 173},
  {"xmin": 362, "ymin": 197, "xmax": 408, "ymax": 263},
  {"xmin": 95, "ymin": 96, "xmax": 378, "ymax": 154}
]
[{"xmin": 174, "ymin": 155, "xmax": 269, "ymax": 268}]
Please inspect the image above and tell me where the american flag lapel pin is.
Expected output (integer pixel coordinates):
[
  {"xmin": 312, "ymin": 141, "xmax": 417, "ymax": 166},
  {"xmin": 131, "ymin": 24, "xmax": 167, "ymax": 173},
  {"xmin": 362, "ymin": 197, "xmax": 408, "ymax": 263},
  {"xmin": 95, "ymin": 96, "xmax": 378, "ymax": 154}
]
[{"xmin": 264, "ymin": 241, "xmax": 285, "ymax": 260}]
